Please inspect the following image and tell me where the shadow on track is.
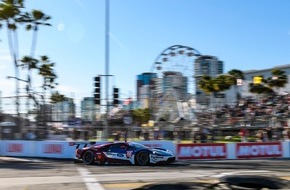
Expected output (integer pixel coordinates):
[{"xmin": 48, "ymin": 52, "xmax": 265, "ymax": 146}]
[
  {"xmin": 180, "ymin": 159, "xmax": 290, "ymax": 171},
  {"xmin": 0, "ymin": 161, "xmax": 58, "ymax": 170}
]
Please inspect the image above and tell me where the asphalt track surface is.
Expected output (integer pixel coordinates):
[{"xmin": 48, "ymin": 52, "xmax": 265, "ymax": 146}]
[{"xmin": 0, "ymin": 157, "xmax": 289, "ymax": 190}]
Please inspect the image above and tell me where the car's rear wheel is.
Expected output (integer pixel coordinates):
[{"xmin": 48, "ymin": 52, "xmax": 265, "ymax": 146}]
[
  {"xmin": 136, "ymin": 152, "xmax": 149, "ymax": 166},
  {"xmin": 82, "ymin": 150, "xmax": 94, "ymax": 165}
]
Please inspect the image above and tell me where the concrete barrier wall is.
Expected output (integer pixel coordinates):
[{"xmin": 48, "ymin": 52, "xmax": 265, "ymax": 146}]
[
  {"xmin": 176, "ymin": 141, "xmax": 290, "ymax": 160},
  {"xmin": 0, "ymin": 140, "xmax": 289, "ymax": 160},
  {"xmin": 0, "ymin": 140, "xmax": 176, "ymax": 159}
]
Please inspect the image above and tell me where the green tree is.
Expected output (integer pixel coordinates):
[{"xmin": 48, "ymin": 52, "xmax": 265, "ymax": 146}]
[
  {"xmin": 132, "ymin": 108, "xmax": 150, "ymax": 126},
  {"xmin": 38, "ymin": 55, "xmax": 58, "ymax": 108},
  {"xmin": 19, "ymin": 56, "xmax": 39, "ymax": 93},
  {"xmin": 0, "ymin": 0, "xmax": 24, "ymax": 118},
  {"xmin": 248, "ymin": 75, "xmax": 273, "ymax": 95},
  {"xmin": 38, "ymin": 55, "xmax": 58, "ymax": 91},
  {"xmin": 267, "ymin": 69, "xmax": 288, "ymax": 93},
  {"xmin": 22, "ymin": 9, "xmax": 51, "ymax": 90},
  {"xmin": 214, "ymin": 74, "xmax": 233, "ymax": 91},
  {"xmin": 198, "ymin": 75, "xmax": 217, "ymax": 106},
  {"xmin": 50, "ymin": 91, "xmax": 67, "ymax": 104},
  {"xmin": 228, "ymin": 69, "xmax": 245, "ymax": 82}
]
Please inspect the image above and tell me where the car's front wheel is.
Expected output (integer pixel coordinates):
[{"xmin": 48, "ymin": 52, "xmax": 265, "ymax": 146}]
[
  {"xmin": 82, "ymin": 150, "xmax": 94, "ymax": 165},
  {"xmin": 135, "ymin": 152, "xmax": 149, "ymax": 166}
]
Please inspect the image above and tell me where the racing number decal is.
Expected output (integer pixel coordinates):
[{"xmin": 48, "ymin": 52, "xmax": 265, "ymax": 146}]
[{"xmin": 126, "ymin": 151, "xmax": 133, "ymax": 158}]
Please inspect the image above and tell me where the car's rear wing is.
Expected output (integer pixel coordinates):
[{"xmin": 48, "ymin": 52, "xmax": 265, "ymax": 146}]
[{"xmin": 69, "ymin": 141, "xmax": 96, "ymax": 149}]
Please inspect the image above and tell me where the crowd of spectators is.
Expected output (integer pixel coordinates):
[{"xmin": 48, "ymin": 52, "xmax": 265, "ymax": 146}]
[
  {"xmin": 195, "ymin": 93, "xmax": 290, "ymax": 142},
  {"xmin": 196, "ymin": 94, "xmax": 290, "ymax": 126},
  {"xmin": 19, "ymin": 93, "xmax": 290, "ymax": 142}
]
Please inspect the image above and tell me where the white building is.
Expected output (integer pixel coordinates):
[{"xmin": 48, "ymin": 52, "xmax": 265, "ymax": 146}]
[{"xmin": 222, "ymin": 64, "xmax": 290, "ymax": 107}]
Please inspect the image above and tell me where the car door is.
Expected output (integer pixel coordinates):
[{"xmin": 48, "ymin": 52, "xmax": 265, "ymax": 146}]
[{"xmin": 105, "ymin": 143, "xmax": 129, "ymax": 163}]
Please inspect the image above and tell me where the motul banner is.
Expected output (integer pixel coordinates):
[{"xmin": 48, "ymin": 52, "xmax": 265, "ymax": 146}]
[
  {"xmin": 1, "ymin": 140, "xmax": 35, "ymax": 157},
  {"xmin": 177, "ymin": 143, "xmax": 227, "ymax": 160},
  {"xmin": 236, "ymin": 142, "xmax": 283, "ymax": 159}
]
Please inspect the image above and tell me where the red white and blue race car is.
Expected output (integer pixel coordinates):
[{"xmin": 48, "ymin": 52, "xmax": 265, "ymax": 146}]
[{"xmin": 74, "ymin": 141, "xmax": 175, "ymax": 166}]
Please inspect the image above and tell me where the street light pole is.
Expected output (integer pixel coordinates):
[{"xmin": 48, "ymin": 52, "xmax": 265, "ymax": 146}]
[{"xmin": 105, "ymin": 0, "xmax": 110, "ymax": 139}]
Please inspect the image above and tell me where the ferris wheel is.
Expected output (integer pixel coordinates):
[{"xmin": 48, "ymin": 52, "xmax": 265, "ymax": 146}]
[
  {"xmin": 149, "ymin": 45, "xmax": 202, "ymax": 122},
  {"xmin": 150, "ymin": 45, "xmax": 202, "ymax": 95}
]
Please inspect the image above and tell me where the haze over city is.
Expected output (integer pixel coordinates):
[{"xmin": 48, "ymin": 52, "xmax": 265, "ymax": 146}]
[{"xmin": 1, "ymin": 0, "xmax": 290, "ymax": 112}]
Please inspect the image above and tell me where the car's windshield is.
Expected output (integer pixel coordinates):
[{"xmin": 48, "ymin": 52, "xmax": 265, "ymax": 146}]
[{"xmin": 129, "ymin": 142, "xmax": 149, "ymax": 149}]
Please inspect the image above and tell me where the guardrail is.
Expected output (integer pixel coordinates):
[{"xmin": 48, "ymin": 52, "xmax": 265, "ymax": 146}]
[
  {"xmin": 0, "ymin": 140, "xmax": 289, "ymax": 160},
  {"xmin": 0, "ymin": 140, "xmax": 175, "ymax": 159}
]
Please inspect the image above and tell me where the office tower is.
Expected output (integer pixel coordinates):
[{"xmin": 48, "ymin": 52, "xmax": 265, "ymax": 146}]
[
  {"xmin": 136, "ymin": 72, "xmax": 157, "ymax": 108},
  {"xmin": 80, "ymin": 97, "xmax": 96, "ymax": 123}
]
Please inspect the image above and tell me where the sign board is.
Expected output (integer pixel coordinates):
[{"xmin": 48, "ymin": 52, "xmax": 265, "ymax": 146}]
[
  {"xmin": 236, "ymin": 142, "xmax": 282, "ymax": 159},
  {"xmin": 177, "ymin": 143, "xmax": 227, "ymax": 160}
]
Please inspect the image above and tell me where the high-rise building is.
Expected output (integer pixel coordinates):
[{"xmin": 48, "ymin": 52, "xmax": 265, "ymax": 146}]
[
  {"xmin": 80, "ymin": 97, "xmax": 97, "ymax": 122},
  {"xmin": 136, "ymin": 72, "xmax": 157, "ymax": 108},
  {"xmin": 162, "ymin": 71, "xmax": 188, "ymax": 100},
  {"xmin": 51, "ymin": 98, "xmax": 75, "ymax": 122},
  {"xmin": 194, "ymin": 55, "xmax": 224, "ymax": 105}
]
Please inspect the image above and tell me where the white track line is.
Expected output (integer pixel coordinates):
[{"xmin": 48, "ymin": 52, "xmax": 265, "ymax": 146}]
[
  {"xmin": 212, "ymin": 170, "xmax": 271, "ymax": 178},
  {"xmin": 77, "ymin": 167, "xmax": 105, "ymax": 190}
]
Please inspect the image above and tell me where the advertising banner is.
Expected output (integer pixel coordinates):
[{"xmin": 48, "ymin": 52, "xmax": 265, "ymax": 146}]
[
  {"xmin": 0, "ymin": 141, "xmax": 4, "ymax": 155},
  {"xmin": 35, "ymin": 141, "xmax": 75, "ymax": 158},
  {"xmin": 176, "ymin": 143, "xmax": 227, "ymax": 160},
  {"xmin": 2, "ymin": 140, "xmax": 34, "ymax": 157},
  {"xmin": 236, "ymin": 142, "xmax": 283, "ymax": 159}
]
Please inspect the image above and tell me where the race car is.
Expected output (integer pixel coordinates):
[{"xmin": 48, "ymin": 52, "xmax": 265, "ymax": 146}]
[{"xmin": 74, "ymin": 141, "xmax": 175, "ymax": 166}]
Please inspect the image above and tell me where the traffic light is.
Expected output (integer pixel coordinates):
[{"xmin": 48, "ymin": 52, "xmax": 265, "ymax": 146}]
[
  {"xmin": 94, "ymin": 76, "xmax": 101, "ymax": 105},
  {"xmin": 113, "ymin": 87, "xmax": 119, "ymax": 105}
]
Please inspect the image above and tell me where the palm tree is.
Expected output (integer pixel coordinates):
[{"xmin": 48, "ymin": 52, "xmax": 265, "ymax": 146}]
[
  {"xmin": 249, "ymin": 83, "xmax": 273, "ymax": 95},
  {"xmin": 50, "ymin": 91, "xmax": 66, "ymax": 104},
  {"xmin": 38, "ymin": 55, "xmax": 58, "ymax": 103},
  {"xmin": 198, "ymin": 75, "xmax": 217, "ymax": 107},
  {"xmin": 22, "ymin": 9, "xmax": 51, "ymax": 89},
  {"xmin": 19, "ymin": 56, "xmax": 39, "ymax": 115},
  {"xmin": 267, "ymin": 69, "xmax": 288, "ymax": 93},
  {"xmin": 19, "ymin": 55, "xmax": 39, "ymax": 86},
  {"xmin": 38, "ymin": 56, "xmax": 57, "ymax": 88},
  {"xmin": 0, "ymin": 0, "xmax": 24, "ymax": 119},
  {"xmin": 214, "ymin": 74, "xmax": 233, "ymax": 91},
  {"xmin": 37, "ymin": 55, "xmax": 58, "ymax": 126},
  {"xmin": 248, "ymin": 75, "xmax": 274, "ymax": 96},
  {"xmin": 0, "ymin": 0, "xmax": 26, "ymax": 134}
]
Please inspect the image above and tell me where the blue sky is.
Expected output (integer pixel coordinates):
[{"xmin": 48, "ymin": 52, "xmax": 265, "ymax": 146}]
[{"xmin": 1, "ymin": 0, "xmax": 290, "ymax": 113}]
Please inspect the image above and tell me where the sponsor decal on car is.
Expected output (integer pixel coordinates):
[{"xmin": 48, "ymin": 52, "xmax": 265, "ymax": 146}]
[
  {"xmin": 117, "ymin": 153, "xmax": 124, "ymax": 158},
  {"xmin": 126, "ymin": 150, "xmax": 133, "ymax": 158}
]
